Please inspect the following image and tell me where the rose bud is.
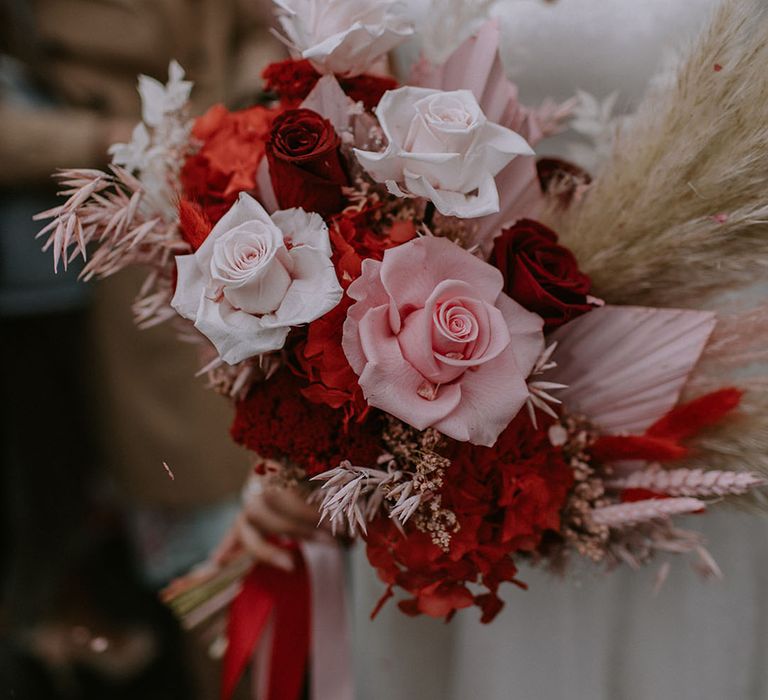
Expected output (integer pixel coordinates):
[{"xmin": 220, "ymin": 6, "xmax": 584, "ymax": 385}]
[
  {"xmin": 492, "ymin": 219, "xmax": 594, "ymax": 331},
  {"xmin": 266, "ymin": 108, "xmax": 349, "ymax": 218}
]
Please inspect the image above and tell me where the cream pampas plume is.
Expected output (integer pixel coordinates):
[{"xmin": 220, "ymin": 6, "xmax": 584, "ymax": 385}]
[
  {"xmin": 550, "ymin": 0, "xmax": 768, "ymax": 493},
  {"xmin": 550, "ymin": 0, "xmax": 768, "ymax": 307}
]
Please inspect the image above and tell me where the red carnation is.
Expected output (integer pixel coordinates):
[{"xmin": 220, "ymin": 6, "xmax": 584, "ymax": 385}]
[
  {"xmin": 493, "ymin": 219, "xmax": 593, "ymax": 331},
  {"xmin": 230, "ymin": 369, "xmax": 381, "ymax": 477},
  {"xmin": 263, "ymin": 58, "xmax": 397, "ymax": 111},
  {"xmin": 266, "ymin": 108, "xmax": 349, "ymax": 218},
  {"xmin": 262, "ymin": 59, "xmax": 321, "ymax": 105},
  {"xmin": 365, "ymin": 412, "xmax": 574, "ymax": 623},
  {"xmin": 181, "ymin": 103, "xmax": 277, "ymax": 224}
]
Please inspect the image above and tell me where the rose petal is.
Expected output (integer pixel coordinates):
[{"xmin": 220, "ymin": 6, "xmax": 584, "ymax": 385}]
[
  {"xmin": 433, "ymin": 346, "xmax": 529, "ymax": 446},
  {"xmin": 270, "ymin": 208, "xmax": 331, "ymax": 255},
  {"xmin": 197, "ymin": 192, "xmax": 276, "ymax": 262},
  {"xmin": 357, "ymin": 305, "xmax": 462, "ymax": 430},
  {"xmin": 496, "ymin": 293, "xmax": 545, "ymax": 377},
  {"xmin": 480, "ymin": 121, "xmax": 534, "ymax": 175},
  {"xmin": 343, "ymin": 259, "xmax": 388, "ymax": 374},
  {"xmin": 172, "ymin": 254, "xmax": 206, "ymax": 320},
  {"xmin": 379, "ymin": 237, "xmax": 503, "ymax": 312},
  {"xmin": 372, "ymin": 87, "xmax": 440, "ymax": 148},
  {"xmin": 194, "ymin": 295, "xmax": 290, "ymax": 364},
  {"xmin": 261, "ymin": 245, "xmax": 342, "ymax": 327},
  {"xmin": 405, "ymin": 170, "xmax": 501, "ymax": 218}
]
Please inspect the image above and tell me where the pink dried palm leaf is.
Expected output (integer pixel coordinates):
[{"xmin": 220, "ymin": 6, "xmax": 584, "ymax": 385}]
[{"xmin": 545, "ymin": 306, "xmax": 715, "ymax": 435}]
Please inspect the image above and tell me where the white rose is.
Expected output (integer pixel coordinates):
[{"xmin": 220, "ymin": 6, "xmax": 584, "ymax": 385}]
[
  {"xmin": 275, "ymin": 0, "xmax": 414, "ymax": 76},
  {"xmin": 172, "ymin": 193, "xmax": 342, "ymax": 364},
  {"xmin": 354, "ymin": 87, "xmax": 534, "ymax": 218}
]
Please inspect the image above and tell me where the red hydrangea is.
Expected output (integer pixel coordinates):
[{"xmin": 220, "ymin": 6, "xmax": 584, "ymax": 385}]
[
  {"xmin": 230, "ymin": 369, "xmax": 382, "ymax": 477},
  {"xmin": 292, "ymin": 207, "xmax": 416, "ymax": 421},
  {"xmin": 180, "ymin": 103, "xmax": 278, "ymax": 224},
  {"xmin": 365, "ymin": 412, "xmax": 574, "ymax": 622},
  {"xmin": 262, "ymin": 58, "xmax": 398, "ymax": 111}
]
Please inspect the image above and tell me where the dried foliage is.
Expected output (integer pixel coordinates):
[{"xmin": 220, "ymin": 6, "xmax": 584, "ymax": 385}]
[
  {"xmin": 549, "ymin": 0, "xmax": 768, "ymax": 307},
  {"xmin": 34, "ymin": 167, "xmax": 188, "ymax": 327},
  {"xmin": 608, "ymin": 465, "xmax": 765, "ymax": 498}
]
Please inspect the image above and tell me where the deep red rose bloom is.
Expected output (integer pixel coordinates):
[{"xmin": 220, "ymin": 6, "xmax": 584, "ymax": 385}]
[
  {"xmin": 365, "ymin": 412, "xmax": 574, "ymax": 623},
  {"xmin": 493, "ymin": 219, "xmax": 593, "ymax": 330},
  {"xmin": 262, "ymin": 58, "xmax": 397, "ymax": 111},
  {"xmin": 180, "ymin": 103, "xmax": 277, "ymax": 224},
  {"xmin": 266, "ymin": 108, "xmax": 349, "ymax": 218},
  {"xmin": 292, "ymin": 207, "xmax": 416, "ymax": 420},
  {"xmin": 230, "ymin": 369, "xmax": 381, "ymax": 477}
]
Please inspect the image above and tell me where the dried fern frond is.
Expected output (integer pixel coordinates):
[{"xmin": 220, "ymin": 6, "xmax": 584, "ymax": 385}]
[{"xmin": 549, "ymin": 0, "xmax": 768, "ymax": 307}]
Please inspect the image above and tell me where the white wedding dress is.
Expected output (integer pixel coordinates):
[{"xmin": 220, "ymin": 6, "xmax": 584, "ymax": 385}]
[{"xmin": 351, "ymin": 2, "xmax": 768, "ymax": 699}]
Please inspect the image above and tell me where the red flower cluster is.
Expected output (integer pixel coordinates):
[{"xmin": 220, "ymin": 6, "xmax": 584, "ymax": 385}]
[
  {"xmin": 181, "ymin": 103, "xmax": 277, "ymax": 224},
  {"xmin": 293, "ymin": 207, "xmax": 416, "ymax": 421},
  {"xmin": 230, "ymin": 369, "xmax": 382, "ymax": 477},
  {"xmin": 262, "ymin": 58, "xmax": 398, "ymax": 111},
  {"xmin": 365, "ymin": 412, "xmax": 574, "ymax": 623}
]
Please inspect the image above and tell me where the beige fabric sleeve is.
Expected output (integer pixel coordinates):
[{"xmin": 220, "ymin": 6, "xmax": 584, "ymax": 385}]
[{"xmin": 0, "ymin": 105, "xmax": 106, "ymax": 187}]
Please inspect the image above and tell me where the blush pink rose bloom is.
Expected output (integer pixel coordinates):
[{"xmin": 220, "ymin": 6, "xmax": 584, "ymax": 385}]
[{"xmin": 342, "ymin": 236, "xmax": 544, "ymax": 446}]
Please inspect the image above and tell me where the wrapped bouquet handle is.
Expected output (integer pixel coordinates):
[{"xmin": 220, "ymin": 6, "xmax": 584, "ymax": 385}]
[{"xmin": 223, "ymin": 541, "xmax": 353, "ymax": 700}]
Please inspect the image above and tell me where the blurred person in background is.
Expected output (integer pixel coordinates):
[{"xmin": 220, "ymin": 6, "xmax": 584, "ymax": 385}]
[{"xmin": 0, "ymin": 1, "xmax": 285, "ymax": 697}]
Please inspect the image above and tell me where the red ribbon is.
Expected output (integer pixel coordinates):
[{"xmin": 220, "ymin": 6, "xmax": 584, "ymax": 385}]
[{"xmin": 222, "ymin": 549, "xmax": 310, "ymax": 700}]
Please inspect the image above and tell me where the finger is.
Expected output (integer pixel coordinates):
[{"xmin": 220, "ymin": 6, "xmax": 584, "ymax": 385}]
[
  {"xmin": 262, "ymin": 487, "xmax": 323, "ymax": 529},
  {"xmin": 236, "ymin": 515, "xmax": 295, "ymax": 572},
  {"xmin": 210, "ymin": 522, "xmax": 243, "ymax": 566},
  {"xmin": 243, "ymin": 493, "xmax": 318, "ymax": 539}
]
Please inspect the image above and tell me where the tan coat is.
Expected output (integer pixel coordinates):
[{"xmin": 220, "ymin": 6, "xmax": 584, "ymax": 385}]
[
  {"xmin": 1, "ymin": 0, "xmax": 281, "ymax": 185},
  {"xmin": 2, "ymin": 0, "xmax": 284, "ymax": 508}
]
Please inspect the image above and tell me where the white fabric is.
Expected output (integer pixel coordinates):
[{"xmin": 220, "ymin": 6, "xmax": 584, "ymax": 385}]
[{"xmin": 352, "ymin": 2, "xmax": 768, "ymax": 699}]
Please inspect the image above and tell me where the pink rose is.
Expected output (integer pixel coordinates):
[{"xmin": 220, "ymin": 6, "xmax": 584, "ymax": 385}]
[{"xmin": 342, "ymin": 236, "xmax": 544, "ymax": 446}]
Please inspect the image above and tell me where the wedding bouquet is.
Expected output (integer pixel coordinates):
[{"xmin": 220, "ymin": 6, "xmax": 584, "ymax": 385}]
[{"xmin": 35, "ymin": 0, "xmax": 768, "ymax": 697}]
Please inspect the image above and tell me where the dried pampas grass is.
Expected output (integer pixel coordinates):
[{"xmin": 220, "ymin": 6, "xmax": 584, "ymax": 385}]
[
  {"xmin": 548, "ymin": 0, "xmax": 768, "ymax": 500},
  {"xmin": 549, "ymin": 0, "xmax": 768, "ymax": 307}
]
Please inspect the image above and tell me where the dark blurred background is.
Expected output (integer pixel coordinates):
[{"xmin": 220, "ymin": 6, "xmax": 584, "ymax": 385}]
[{"xmin": 0, "ymin": 1, "xmax": 282, "ymax": 697}]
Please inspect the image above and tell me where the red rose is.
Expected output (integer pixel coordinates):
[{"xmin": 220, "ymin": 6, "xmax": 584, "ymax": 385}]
[
  {"xmin": 493, "ymin": 219, "xmax": 593, "ymax": 330},
  {"xmin": 266, "ymin": 108, "xmax": 349, "ymax": 218}
]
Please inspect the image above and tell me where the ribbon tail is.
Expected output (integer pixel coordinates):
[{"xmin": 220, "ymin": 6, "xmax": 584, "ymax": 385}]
[
  {"xmin": 264, "ymin": 554, "xmax": 311, "ymax": 700},
  {"xmin": 302, "ymin": 540, "xmax": 354, "ymax": 700},
  {"xmin": 222, "ymin": 566, "xmax": 276, "ymax": 700}
]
